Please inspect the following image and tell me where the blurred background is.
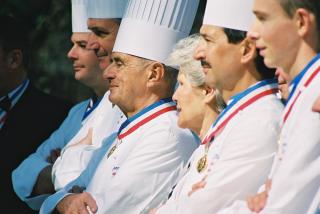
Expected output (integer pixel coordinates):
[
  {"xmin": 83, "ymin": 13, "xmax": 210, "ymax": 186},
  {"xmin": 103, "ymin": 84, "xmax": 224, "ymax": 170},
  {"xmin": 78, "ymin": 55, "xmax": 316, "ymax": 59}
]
[{"xmin": 0, "ymin": 0, "xmax": 206, "ymax": 104}]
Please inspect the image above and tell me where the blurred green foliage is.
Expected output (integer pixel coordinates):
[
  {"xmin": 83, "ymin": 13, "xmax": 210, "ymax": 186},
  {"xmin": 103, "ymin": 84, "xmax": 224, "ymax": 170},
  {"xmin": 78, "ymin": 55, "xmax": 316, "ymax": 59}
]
[
  {"xmin": 0, "ymin": 0, "xmax": 206, "ymax": 104},
  {"xmin": 1, "ymin": 0, "xmax": 93, "ymax": 103}
]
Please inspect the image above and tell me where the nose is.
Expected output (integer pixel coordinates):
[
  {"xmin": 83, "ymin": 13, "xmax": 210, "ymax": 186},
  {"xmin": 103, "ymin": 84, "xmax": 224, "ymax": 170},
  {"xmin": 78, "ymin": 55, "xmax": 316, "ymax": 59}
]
[
  {"xmin": 103, "ymin": 62, "xmax": 116, "ymax": 80},
  {"xmin": 86, "ymin": 33, "xmax": 99, "ymax": 51},
  {"xmin": 67, "ymin": 45, "xmax": 78, "ymax": 60},
  {"xmin": 193, "ymin": 40, "xmax": 206, "ymax": 61},
  {"xmin": 247, "ymin": 21, "xmax": 260, "ymax": 41},
  {"xmin": 172, "ymin": 85, "xmax": 181, "ymax": 103}
]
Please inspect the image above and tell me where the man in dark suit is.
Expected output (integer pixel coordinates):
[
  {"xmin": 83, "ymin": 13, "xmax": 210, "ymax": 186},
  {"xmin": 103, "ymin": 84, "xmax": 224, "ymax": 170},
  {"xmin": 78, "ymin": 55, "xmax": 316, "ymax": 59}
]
[{"xmin": 0, "ymin": 15, "xmax": 71, "ymax": 213}]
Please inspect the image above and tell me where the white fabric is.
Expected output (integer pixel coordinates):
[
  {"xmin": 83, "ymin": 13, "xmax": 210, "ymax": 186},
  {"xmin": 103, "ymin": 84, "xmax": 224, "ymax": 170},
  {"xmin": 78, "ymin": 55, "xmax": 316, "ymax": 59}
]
[
  {"xmin": 203, "ymin": 0, "xmax": 254, "ymax": 31},
  {"xmin": 260, "ymin": 58, "xmax": 320, "ymax": 214},
  {"xmin": 217, "ymin": 57, "xmax": 320, "ymax": 214},
  {"xmin": 113, "ymin": 0, "xmax": 199, "ymax": 64},
  {"xmin": 40, "ymin": 110, "xmax": 198, "ymax": 214},
  {"xmin": 52, "ymin": 92, "xmax": 125, "ymax": 190},
  {"xmin": 156, "ymin": 94, "xmax": 283, "ymax": 214},
  {"xmin": 87, "ymin": 0, "xmax": 128, "ymax": 19},
  {"xmin": 307, "ymin": 187, "xmax": 320, "ymax": 214},
  {"xmin": 71, "ymin": 0, "xmax": 90, "ymax": 32}
]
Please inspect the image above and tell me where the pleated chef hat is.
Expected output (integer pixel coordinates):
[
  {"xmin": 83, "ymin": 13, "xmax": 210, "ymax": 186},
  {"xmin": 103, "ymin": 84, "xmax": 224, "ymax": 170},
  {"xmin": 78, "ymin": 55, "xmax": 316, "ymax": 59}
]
[
  {"xmin": 72, "ymin": 0, "xmax": 90, "ymax": 32},
  {"xmin": 87, "ymin": 0, "xmax": 128, "ymax": 19},
  {"xmin": 113, "ymin": 0, "xmax": 200, "ymax": 64},
  {"xmin": 203, "ymin": 0, "xmax": 254, "ymax": 31}
]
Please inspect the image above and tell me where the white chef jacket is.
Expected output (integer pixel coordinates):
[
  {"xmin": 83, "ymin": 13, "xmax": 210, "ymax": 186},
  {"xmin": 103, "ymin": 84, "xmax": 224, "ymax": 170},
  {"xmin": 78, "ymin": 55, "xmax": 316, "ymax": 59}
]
[
  {"xmin": 261, "ymin": 54, "xmax": 320, "ymax": 214},
  {"xmin": 52, "ymin": 92, "xmax": 125, "ymax": 190},
  {"xmin": 40, "ymin": 99, "xmax": 198, "ymax": 214},
  {"xmin": 157, "ymin": 81, "xmax": 283, "ymax": 214},
  {"xmin": 12, "ymin": 91, "xmax": 124, "ymax": 210},
  {"xmin": 307, "ymin": 187, "xmax": 320, "ymax": 214}
]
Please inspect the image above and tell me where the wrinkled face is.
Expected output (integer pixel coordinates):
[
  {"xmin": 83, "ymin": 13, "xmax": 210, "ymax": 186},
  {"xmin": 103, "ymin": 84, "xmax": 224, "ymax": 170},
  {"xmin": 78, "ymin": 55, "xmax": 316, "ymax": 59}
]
[
  {"xmin": 87, "ymin": 19, "xmax": 119, "ymax": 70},
  {"xmin": 67, "ymin": 33, "xmax": 104, "ymax": 88},
  {"xmin": 104, "ymin": 52, "xmax": 148, "ymax": 111},
  {"xmin": 248, "ymin": 0, "xmax": 300, "ymax": 70},
  {"xmin": 275, "ymin": 67, "xmax": 290, "ymax": 100},
  {"xmin": 173, "ymin": 72, "xmax": 206, "ymax": 133},
  {"xmin": 194, "ymin": 25, "xmax": 242, "ymax": 91}
]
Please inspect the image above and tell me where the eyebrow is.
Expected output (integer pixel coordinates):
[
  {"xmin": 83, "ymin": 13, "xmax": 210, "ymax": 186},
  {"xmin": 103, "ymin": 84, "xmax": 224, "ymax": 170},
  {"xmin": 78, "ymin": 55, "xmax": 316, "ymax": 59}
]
[
  {"xmin": 253, "ymin": 10, "xmax": 268, "ymax": 17},
  {"xmin": 201, "ymin": 32, "xmax": 214, "ymax": 41},
  {"xmin": 75, "ymin": 40, "xmax": 87, "ymax": 44},
  {"xmin": 112, "ymin": 56, "xmax": 124, "ymax": 63},
  {"xmin": 89, "ymin": 26, "xmax": 110, "ymax": 33}
]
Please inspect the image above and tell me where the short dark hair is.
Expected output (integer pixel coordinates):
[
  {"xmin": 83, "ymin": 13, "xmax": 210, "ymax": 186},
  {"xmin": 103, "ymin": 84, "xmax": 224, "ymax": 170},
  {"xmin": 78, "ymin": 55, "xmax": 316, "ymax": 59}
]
[
  {"xmin": 223, "ymin": 28, "xmax": 275, "ymax": 80},
  {"xmin": 163, "ymin": 65, "xmax": 178, "ymax": 95},
  {"xmin": 0, "ymin": 15, "xmax": 30, "ymax": 67},
  {"xmin": 279, "ymin": 0, "xmax": 320, "ymax": 51}
]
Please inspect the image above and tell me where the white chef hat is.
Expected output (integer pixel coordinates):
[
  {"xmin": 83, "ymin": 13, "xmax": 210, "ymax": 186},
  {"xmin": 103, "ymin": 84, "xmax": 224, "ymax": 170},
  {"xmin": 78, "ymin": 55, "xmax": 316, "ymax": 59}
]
[
  {"xmin": 71, "ymin": 0, "xmax": 90, "ymax": 32},
  {"xmin": 87, "ymin": 0, "xmax": 128, "ymax": 19},
  {"xmin": 203, "ymin": 0, "xmax": 254, "ymax": 31},
  {"xmin": 112, "ymin": 0, "xmax": 200, "ymax": 64}
]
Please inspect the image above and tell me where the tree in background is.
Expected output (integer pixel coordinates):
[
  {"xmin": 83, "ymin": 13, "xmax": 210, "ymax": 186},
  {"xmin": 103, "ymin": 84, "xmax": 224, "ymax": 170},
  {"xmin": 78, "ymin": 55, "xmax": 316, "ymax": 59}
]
[{"xmin": 0, "ymin": 0, "xmax": 206, "ymax": 103}]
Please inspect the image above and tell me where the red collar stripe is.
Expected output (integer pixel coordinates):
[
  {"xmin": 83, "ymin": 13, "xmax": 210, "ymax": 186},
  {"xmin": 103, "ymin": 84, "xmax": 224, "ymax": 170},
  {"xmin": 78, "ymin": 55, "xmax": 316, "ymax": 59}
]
[
  {"xmin": 201, "ymin": 88, "xmax": 277, "ymax": 145},
  {"xmin": 283, "ymin": 66, "xmax": 320, "ymax": 124},
  {"xmin": 119, "ymin": 106, "xmax": 176, "ymax": 140}
]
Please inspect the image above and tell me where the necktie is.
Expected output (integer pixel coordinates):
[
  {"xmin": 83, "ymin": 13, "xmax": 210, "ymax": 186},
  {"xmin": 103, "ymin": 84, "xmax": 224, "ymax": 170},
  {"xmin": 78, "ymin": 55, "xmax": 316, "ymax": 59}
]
[{"xmin": 0, "ymin": 96, "xmax": 11, "ymax": 112}]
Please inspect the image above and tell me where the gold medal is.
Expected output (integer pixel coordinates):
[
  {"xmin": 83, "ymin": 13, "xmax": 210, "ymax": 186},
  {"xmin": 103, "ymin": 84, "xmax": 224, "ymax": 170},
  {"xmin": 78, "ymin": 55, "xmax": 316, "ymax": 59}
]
[
  {"xmin": 107, "ymin": 138, "xmax": 122, "ymax": 158},
  {"xmin": 197, "ymin": 154, "xmax": 208, "ymax": 173},
  {"xmin": 107, "ymin": 145, "xmax": 117, "ymax": 158}
]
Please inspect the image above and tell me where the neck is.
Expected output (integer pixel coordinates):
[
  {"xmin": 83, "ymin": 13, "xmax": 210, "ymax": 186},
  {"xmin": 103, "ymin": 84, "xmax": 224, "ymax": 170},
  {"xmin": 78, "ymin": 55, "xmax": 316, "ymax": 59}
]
[
  {"xmin": 126, "ymin": 94, "xmax": 164, "ymax": 118},
  {"xmin": 94, "ymin": 88, "xmax": 107, "ymax": 99},
  {"xmin": 221, "ymin": 66, "xmax": 260, "ymax": 103},
  {"xmin": 93, "ymin": 82, "xmax": 109, "ymax": 99},
  {"xmin": 285, "ymin": 47, "xmax": 317, "ymax": 80},
  {"xmin": 199, "ymin": 105, "xmax": 219, "ymax": 140}
]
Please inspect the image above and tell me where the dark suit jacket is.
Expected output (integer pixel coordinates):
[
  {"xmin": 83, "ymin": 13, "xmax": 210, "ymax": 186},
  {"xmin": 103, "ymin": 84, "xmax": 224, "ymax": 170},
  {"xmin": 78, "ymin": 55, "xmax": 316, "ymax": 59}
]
[{"xmin": 0, "ymin": 83, "xmax": 71, "ymax": 213}]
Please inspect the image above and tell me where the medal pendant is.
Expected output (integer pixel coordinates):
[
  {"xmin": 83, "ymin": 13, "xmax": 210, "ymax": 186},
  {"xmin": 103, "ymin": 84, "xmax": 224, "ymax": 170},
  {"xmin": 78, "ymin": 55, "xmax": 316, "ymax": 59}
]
[
  {"xmin": 197, "ymin": 154, "xmax": 208, "ymax": 173},
  {"xmin": 107, "ymin": 145, "xmax": 117, "ymax": 158}
]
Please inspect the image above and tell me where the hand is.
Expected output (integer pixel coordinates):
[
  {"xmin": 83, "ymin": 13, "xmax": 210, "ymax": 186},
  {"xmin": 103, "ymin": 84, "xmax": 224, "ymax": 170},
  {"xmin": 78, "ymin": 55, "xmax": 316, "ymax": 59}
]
[
  {"xmin": 70, "ymin": 128, "xmax": 93, "ymax": 148},
  {"xmin": 312, "ymin": 95, "xmax": 320, "ymax": 113},
  {"xmin": 46, "ymin": 148, "xmax": 61, "ymax": 164},
  {"xmin": 246, "ymin": 179, "xmax": 272, "ymax": 213},
  {"xmin": 188, "ymin": 175, "xmax": 207, "ymax": 197},
  {"xmin": 69, "ymin": 185, "xmax": 86, "ymax": 194},
  {"xmin": 32, "ymin": 165, "xmax": 55, "ymax": 195},
  {"xmin": 149, "ymin": 208, "xmax": 159, "ymax": 214},
  {"xmin": 56, "ymin": 192, "xmax": 98, "ymax": 214}
]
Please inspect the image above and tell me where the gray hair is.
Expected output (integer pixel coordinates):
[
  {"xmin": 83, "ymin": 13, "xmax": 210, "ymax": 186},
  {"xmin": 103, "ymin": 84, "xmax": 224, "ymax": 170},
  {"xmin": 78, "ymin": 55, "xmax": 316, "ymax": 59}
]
[
  {"xmin": 168, "ymin": 34, "xmax": 205, "ymax": 87},
  {"xmin": 168, "ymin": 34, "xmax": 226, "ymax": 112}
]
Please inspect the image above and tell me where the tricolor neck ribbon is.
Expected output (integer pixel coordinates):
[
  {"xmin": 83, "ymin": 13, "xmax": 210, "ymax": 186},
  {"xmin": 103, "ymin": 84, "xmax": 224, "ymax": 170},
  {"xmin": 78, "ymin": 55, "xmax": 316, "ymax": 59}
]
[
  {"xmin": 117, "ymin": 98, "xmax": 176, "ymax": 140},
  {"xmin": 282, "ymin": 54, "xmax": 320, "ymax": 125},
  {"xmin": 82, "ymin": 97, "xmax": 102, "ymax": 121},
  {"xmin": 201, "ymin": 79, "xmax": 278, "ymax": 145}
]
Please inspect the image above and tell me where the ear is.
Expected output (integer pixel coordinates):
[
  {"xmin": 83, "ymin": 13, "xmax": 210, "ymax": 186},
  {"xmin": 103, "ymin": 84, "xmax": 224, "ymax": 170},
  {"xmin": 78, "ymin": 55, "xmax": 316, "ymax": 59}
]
[
  {"xmin": 203, "ymin": 85, "xmax": 216, "ymax": 104},
  {"xmin": 6, "ymin": 49, "xmax": 23, "ymax": 69},
  {"xmin": 240, "ymin": 38, "xmax": 256, "ymax": 64},
  {"xmin": 146, "ymin": 62, "xmax": 165, "ymax": 83},
  {"xmin": 294, "ymin": 8, "xmax": 314, "ymax": 37}
]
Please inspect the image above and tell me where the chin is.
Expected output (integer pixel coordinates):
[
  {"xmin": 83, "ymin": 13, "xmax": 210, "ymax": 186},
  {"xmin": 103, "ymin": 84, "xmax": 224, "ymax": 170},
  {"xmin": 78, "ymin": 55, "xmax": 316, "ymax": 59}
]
[
  {"xmin": 177, "ymin": 119, "xmax": 188, "ymax": 129},
  {"xmin": 263, "ymin": 56, "xmax": 277, "ymax": 69},
  {"xmin": 108, "ymin": 93, "xmax": 119, "ymax": 105}
]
